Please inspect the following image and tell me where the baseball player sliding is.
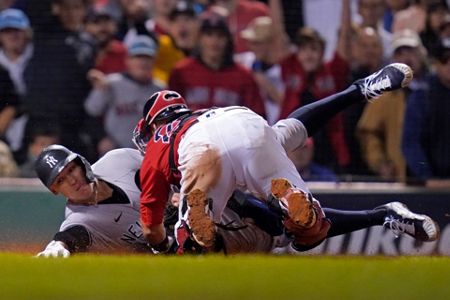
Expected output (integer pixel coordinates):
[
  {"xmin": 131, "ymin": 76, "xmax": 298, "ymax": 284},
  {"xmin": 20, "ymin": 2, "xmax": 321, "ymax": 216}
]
[{"xmin": 34, "ymin": 145, "xmax": 296, "ymax": 257}]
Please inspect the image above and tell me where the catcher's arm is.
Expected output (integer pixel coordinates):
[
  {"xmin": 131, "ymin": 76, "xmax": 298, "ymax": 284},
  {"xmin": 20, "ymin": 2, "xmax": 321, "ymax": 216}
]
[{"xmin": 36, "ymin": 225, "xmax": 91, "ymax": 258}]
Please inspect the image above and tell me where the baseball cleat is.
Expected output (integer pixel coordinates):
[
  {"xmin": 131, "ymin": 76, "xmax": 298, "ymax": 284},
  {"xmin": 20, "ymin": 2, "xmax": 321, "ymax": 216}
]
[
  {"xmin": 355, "ymin": 63, "xmax": 413, "ymax": 101},
  {"xmin": 271, "ymin": 178, "xmax": 316, "ymax": 228},
  {"xmin": 376, "ymin": 202, "xmax": 440, "ymax": 242},
  {"xmin": 186, "ymin": 189, "xmax": 216, "ymax": 249}
]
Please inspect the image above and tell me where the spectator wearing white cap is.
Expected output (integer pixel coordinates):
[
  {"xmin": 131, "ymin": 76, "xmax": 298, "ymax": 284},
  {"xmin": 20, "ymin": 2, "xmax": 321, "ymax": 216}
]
[
  {"xmin": 357, "ymin": 29, "xmax": 429, "ymax": 182},
  {"xmin": 85, "ymin": 35, "xmax": 164, "ymax": 155},
  {"xmin": 0, "ymin": 9, "xmax": 33, "ymax": 154},
  {"xmin": 240, "ymin": 16, "xmax": 286, "ymax": 125}
]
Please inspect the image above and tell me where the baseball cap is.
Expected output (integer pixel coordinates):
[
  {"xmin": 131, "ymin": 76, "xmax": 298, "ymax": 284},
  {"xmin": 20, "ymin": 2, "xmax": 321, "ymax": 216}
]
[
  {"xmin": 84, "ymin": 7, "xmax": 116, "ymax": 23},
  {"xmin": 391, "ymin": 29, "xmax": 423, "ymax": 52},
  {"xmin": 240, "ymin": 16, "xmax": 273, "ymax": 42},
  {"xmin": 199, "ymin": 11, "xmax": 230, "ymax": 34},
  {"xmin": 127, "ymin": 35, "xmax": 158, "ymax": 57},
  {"xmin": 0, "ymin": 9, "xmax": 30, "ymax": 31},
  {"xmin": 169, "ymin": 1, "xmax": 196, "ymax": 20}
]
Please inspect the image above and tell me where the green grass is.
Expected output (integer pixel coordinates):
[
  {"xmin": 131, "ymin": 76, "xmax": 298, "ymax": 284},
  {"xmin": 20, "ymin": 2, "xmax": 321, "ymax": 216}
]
[{"xmin": 0, "ymin": 253, "xmax": 448, "ymax": 300}]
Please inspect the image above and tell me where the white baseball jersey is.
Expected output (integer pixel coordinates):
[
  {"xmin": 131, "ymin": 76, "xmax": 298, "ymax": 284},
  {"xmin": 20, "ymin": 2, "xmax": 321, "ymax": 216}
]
[
  {"xmin": 177, "ymin": 107, "xmax": 310, "ymax": 225},
  {"xmin": 59, "ymin": 148, "xmax": 149, "ymax": 253}
]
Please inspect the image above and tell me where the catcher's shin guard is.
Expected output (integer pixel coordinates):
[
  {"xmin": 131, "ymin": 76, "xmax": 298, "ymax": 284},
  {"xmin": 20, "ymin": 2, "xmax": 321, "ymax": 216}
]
[
  {"xmin": 271, "ymin": 178, "xmax": 317, "ymax": 228},
  {"xmin": 186, "ymin": 189, "xmax": 216, "ymax": 249}
]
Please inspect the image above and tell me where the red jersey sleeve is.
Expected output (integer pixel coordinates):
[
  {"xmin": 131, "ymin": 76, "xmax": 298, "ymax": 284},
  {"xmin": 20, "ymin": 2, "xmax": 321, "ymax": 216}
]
[{"xmin": 140, "ymin": 164, "xmax": 170, "ymax": 227}]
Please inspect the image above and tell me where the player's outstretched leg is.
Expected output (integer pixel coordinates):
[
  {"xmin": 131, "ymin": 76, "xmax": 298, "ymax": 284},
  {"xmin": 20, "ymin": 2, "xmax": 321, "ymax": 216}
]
[
  {"xmin": 287, "ymin": 63, "xmax": 413, "ymax": 137},
  {"xmin": 375, "ymin": 202, "xmax": 440, "ymax": 242},
  {"xmin": 271, "ymin": 178, "xmax": 317, "ymax": 228},
  {"xmin": 186, "ymin": 189, "xmax": 216, "ymax": 249}
]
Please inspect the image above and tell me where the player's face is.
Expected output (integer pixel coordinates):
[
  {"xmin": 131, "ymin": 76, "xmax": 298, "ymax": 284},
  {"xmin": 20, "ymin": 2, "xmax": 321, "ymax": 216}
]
[{"xmin": 51, "ymin": 161, "xmax": 94, "ymax": 203}]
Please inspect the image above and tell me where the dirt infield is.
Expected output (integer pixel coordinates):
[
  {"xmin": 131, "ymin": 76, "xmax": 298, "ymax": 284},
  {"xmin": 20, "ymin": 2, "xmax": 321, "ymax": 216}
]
[{"xmin": 0, "ymin": 243, "xmax": 42, "ymax": 254}]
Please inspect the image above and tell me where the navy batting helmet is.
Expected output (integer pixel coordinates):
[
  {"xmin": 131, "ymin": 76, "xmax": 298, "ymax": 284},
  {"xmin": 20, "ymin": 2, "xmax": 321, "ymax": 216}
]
[{"xmin": 34, "ymin": 144, "xmax": 95, "ymax": 192}]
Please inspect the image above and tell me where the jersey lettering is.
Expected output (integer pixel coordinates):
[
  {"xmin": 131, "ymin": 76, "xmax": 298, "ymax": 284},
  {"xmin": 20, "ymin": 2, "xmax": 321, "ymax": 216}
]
[
  {"xmin": 120, "ymin": 221, "xmax": 143, "ymax": 244},
  {"xmin": 153, "ymin": 119, "xmax": 181, "ymax": 144}
]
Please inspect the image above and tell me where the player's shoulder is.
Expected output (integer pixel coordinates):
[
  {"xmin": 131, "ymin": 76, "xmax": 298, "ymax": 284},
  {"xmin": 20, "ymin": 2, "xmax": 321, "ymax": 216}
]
[
  {"xmin": 93, "ymin": 148, "xmax": 143, "ymax": 173},
  {"xmin": 98, "ymin": 148, "xmax": 142, "ymax": 162}
]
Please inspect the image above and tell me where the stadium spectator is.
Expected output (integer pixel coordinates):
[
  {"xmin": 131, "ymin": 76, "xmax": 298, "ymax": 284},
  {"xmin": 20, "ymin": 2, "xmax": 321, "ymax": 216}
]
[
  {"xmin": 85, "ymin": 35, "xmax": 163, "ymax": 153},
  {"xmin": 152, "ymin": 1, "xmax": 199, "ymax": 85},
  {"xmin": 18, "ymin": 125, "xmax": 60, "ymax": 178},
  {"xmin": 0, "ymin": 8, "xmax": 32, "ymax": 156},
  {"xmin": 115, "ymin": 0, "xmax": 153, "ymax": 45},
  {"xmin": 0, "ymin": 64, "xmax": 18, "ymax": 141},
  {"xmin": 392, "ymin": 0, "xmax": 433, "ymax": 34},
  {"xmin": 278, "ymin": 0, "xmax": 352, "ymax": 172},
  {"xmin": 146, "ymin": 0, "xmax": 178, "ymax": 36},
  {"xmin": 287, "ymin": 138, "xmax": 338, "ymax": 182},
  {"xmin": 402, "ymin": 37, "xmax": 450, "ymax": 184},
  {"xmin": 420, "ymin": 3, "xmax": 449, "ymax": 58},
  {"xmin": 23, "ymin": 0, "xmax": 96, "ymax": 160},
  {"xmin": 168, "ymin": 12, "xmax": 265, "ymax": 116},
  {"xmin": 356, "ymin": 0, "xmax": 393, "ymax": 59},
  {"xmin": 357, "ymin": 29, "xmax": 429, "ymax": 182},
  {"xmin": 0, "ymin": 139, "xmax": 18, "ymax": 177},
  {"xmin": 343, "ymin": 26, "xmax": 385, "ymax": 176},
  {"xmin": 383, "ymin": 0, "xmax": 410, "ymax": 32},
  {"xmin": 240, "ymin": 16, "xmax": 287, "ymax": 125},
  {"xmin": 84, "ymin": 6, "xmax": 127, "ymax": 74},
  {"xmin": 209, "ymin": 0, "xmax": 269, "ymax": 54}
]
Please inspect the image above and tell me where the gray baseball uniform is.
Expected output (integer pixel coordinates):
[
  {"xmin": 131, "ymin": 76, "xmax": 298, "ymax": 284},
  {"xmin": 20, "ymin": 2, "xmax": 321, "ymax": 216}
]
[
  {"xmin": 59, "ymin": 148, "xmax": 149, "ymax": 253},
  {"xmin": 59, "ymin": 142, "xmax": 298, "ymax": 253}
]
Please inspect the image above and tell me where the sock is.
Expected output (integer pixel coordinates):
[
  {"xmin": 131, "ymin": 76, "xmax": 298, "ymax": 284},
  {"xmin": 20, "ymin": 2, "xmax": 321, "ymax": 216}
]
[
  {"xmin": 288, "ymin": 85, "xmax": 364, "ymax": 136},
  {"xmin": 324, "ymin": 207, "xmax": 387, "ymax": 238}
]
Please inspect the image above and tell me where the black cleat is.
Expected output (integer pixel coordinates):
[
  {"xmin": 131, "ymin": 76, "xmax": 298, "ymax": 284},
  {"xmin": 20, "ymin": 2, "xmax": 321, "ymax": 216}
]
[
  {"xmin": 355, "ymin": 63, "xmax": 413, "ymax": 101},
  {"xmin": 376, "ymin": 202, "xmax": 439, "ymax": 242}
]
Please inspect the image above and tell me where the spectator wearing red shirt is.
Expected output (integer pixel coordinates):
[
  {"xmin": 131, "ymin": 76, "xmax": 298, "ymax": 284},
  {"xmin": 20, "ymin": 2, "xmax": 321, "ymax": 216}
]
[
  {"xmin": 168, "ymin": 12, "xmax": 265, "ymax": 116},
  {"xmin": 279, "ymin": 0, "xmax": 352, "ymax": 170}
]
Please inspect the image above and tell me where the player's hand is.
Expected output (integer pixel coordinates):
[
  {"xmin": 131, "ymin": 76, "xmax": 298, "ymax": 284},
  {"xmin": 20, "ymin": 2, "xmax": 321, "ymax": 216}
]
[
  {"xmin": 36, "ymin": 240, "xmax": 71, "ymax": 258},
  {"xmin": 150, "ymin": 235, "xmax": 175, "ymax": 254}
]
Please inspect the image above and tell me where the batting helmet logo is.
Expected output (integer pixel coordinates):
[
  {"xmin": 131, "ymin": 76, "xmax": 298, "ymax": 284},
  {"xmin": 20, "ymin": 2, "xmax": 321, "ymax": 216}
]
[{"xmin": 45, "ymin": 156, "xmax": 58, "ymax": 168}]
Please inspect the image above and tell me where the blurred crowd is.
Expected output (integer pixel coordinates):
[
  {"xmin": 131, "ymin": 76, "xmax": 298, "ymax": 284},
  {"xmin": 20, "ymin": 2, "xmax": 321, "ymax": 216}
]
[{"xmin": 0, "ymin": 0, "xmax": 449, "ymax": 186}]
